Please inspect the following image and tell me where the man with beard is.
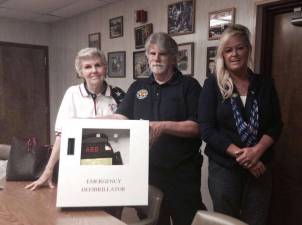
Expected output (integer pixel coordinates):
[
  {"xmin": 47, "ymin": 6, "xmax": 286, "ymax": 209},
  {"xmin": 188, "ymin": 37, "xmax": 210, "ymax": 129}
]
[{"xmin": 113, "ymin": 32, "xmax": 205, "ymax": 225}]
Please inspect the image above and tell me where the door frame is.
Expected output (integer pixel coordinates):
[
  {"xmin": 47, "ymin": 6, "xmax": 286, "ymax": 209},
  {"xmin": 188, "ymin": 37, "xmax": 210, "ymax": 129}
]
[
  {"xmin": 257, "ymin": 0, "xmax": 302, "ymax": 76},
  {"xmin": 256, "ymin": 2, "xmax": 302, "ymax": 225},
  {"xmin": 0, "ymin": 41, "xmax": 50, "ymax": 143}
]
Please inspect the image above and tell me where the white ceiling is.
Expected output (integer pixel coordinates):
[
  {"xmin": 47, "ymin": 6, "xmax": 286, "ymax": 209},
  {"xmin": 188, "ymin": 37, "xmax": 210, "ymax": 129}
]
[{"xmin": 0, "ymin": 0, "xmax": 122, "ymax": 23}]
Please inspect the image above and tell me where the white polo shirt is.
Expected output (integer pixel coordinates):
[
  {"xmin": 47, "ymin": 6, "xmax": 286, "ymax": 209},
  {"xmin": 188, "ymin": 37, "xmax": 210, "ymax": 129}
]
[{"xmin": 55, "ymin": 83, "xmax": 124, "ymax": 135}]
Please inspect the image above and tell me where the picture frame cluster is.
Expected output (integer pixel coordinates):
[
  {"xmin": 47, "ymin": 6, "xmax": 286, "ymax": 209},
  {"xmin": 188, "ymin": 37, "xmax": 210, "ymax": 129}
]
[{"xmin": 87, "ymin": 1, "xmax": 236, "ymax": 79}]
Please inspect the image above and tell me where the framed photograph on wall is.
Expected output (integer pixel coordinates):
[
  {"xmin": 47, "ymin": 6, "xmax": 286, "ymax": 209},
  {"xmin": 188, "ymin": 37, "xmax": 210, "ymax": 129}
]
[
  {"xmin": 109, "ymin": 16, "xmax": 123, "ymax": 38},
  {"xmin": 88, "ymin": 32, "xmax": 101, "ymax": 49},
  {"xmin": 107, "ymin": 51, "xmax": 126, "ymax": 78},
  {"xmin": 206, "ymin": 46, "xmax": 217, "ymax": 77},
  {"xmin": 177, "ymin": 42, "xmax": 194, "ymax": 76},
  {"xmin": 168, "ymin": 0, "xmax": 195, "ymax": 36},
  {"xmin": 208, "ymin": 8, "xmax": 235, "ymax": 40},
  {"xmin": 133, "ymin": 51, "xmax": 150, "ymax": 79},
  {"xmin": 134, "ymin": 23, "xmax": 153, "ymax": 49}
]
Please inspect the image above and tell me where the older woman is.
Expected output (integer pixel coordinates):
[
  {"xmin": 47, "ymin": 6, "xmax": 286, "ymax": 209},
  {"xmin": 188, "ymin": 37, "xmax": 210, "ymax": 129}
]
[
  {"xmin": 26, "ymin": 47, "xmax": 125, "ymax": 191},
  {"xmin": 198, "ymin": 24, "xmax": 282, "ymax": 225}
]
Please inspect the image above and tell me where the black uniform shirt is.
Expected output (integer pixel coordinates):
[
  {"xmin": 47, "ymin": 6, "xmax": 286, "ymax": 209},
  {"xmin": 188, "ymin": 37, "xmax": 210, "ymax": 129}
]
[{"xmin": 116, "ymin": 69, "xmax": 202, "ymax": 168}]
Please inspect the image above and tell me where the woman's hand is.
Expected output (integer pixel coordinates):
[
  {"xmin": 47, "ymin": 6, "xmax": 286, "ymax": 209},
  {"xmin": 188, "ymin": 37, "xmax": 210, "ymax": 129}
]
[
  {"xmin": 237, "ymin": 134, "xmax": 274, "ymax": 168},
  {"xmin": 226, "ymin": 144, "xmax": 244, "ymax": 158},
  {"xmin": 236, "ymin": 146, "xmax": 263, "ymax": 168},
  {"xmin": 248, "ymin": 161, "xmax": 266, "ymax": 178},
  {"xmin": 25, "ymin": 169, "xmax": 54, "ymax": 191},
  {"xmin": 25, "ymin": 135, "xmax": 61, "ymax": 191}
]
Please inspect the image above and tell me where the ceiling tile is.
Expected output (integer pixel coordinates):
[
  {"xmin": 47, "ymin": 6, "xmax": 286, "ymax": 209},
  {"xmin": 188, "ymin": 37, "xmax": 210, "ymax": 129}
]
[
  {"xmin": 51, "ymin": 0, "xmax": 107, "ymax": 18},
  {"xmin": 51, "ymin": 0, "xmax": 123, "ymax": 18},
  {"xmin": 0, "ymin": 7, "xmax": 40, "ymax": 21},
  {"xmin": 0, "ymin": 0, "xmax": 123, "ymax": 23},
  {"xmin": 96, "ymin": 0, "xmax": 121, "ymax": 4},
  {"xmin": 33, "ymin": 14, "xmax": 62, "ymax": 23},
  {"xmin": 1, "ymin": 0, "xmax": 76, "ymax": 14}
]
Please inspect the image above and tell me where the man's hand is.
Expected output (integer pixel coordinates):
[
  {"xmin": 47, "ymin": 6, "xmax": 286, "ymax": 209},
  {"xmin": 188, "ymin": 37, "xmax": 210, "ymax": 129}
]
[{"xmin": 149, "ymin": 122, "xmax": 165, "ymax": 145}]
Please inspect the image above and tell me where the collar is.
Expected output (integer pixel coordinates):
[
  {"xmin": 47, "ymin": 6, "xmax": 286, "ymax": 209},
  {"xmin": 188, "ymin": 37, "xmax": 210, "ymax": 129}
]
[
  {"xmin": 232, "ymin": 69, "xmax": 256, "ymax": 95},
  {"xmin": 147, "ymin": 68, "xmax": 182, "ymax": 86},
  {"xmin": 79, "ymin": 81, "xmax": 111, "ymax": 97},
  {"xmin": 247, "ymin": 69, "xmax": 259, "ymax": 95}
]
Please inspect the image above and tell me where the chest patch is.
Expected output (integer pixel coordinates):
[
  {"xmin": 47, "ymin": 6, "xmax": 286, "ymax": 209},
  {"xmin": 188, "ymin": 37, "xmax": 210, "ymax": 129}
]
[{"xmin": 136, "ymin": 89, "xmax": 148, "ymax": 100}]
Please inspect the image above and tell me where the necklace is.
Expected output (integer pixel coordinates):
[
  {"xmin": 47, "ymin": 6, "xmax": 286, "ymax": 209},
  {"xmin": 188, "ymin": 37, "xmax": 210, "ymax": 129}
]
[{"xmin": 232, "ymin": 77, "xmax": 249, "ymax": 96}]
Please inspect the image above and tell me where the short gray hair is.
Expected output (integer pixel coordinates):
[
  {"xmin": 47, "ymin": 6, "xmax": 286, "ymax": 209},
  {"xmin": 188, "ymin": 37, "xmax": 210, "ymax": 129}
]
[
  {"xmin": 75, "ymin": 47, "xmax": 107, "ymax": 76},
  {"xmin": 145, "ymin": 32, "xmax": 178, "ymax": 60}
]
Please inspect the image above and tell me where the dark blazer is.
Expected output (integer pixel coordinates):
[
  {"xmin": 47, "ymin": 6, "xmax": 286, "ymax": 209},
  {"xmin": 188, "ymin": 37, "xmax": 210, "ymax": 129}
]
[{"xmin": 198, "ymin": 72, "xmax": 283, "ymax": 168}]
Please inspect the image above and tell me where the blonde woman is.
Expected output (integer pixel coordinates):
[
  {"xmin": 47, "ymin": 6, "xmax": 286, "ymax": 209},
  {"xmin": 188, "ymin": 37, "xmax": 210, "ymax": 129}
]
[{"xmin": 198, "ymin": 24, "xmax": 282, "ymax": 225}]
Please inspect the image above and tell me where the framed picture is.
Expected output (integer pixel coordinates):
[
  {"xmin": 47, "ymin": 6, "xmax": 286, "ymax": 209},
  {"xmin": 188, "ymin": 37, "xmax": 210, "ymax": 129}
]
[
  {"xmin": 208, "ymin": 8, "xmax": 235, "ymax": 40},
  {"xmin": 133, "ymin": 51, "xmax": 150, "ymax": 79},
  {"xmin": 168, "ymin": 0, "xmax": 195, "ymax": 36},
  {"xmin": 177, "ymin": 42, "xmax": 194, "ymax": 76},
  {"xmin": 109, "ymin": 16, "xmax": 123, "ymax": 38},
  {"xmin": 134, "ymin": 23, "xmax": 153, "ymax": 49},
  {"xmin": 206, "ymin": 46, "xmax": 217, "ymax": 77},
  {"xmin": 88, "ymin": 32, "xmax": 101, "ymax": 49},
  {"xmin": 107, "ymin": 51, "xmax": 126, "ymax": 78}
]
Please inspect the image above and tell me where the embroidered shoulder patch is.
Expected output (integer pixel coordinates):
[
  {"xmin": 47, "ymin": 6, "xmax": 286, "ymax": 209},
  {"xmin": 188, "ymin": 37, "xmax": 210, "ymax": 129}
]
[{"xmin": 136, "ymin": 89, "xmax": 148, "ymax": 99}]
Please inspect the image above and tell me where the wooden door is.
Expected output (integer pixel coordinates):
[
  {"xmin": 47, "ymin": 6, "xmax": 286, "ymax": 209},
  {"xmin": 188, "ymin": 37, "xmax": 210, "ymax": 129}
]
[
  {"xmin": 260, "ymin": 2, "xmax": 302, "ymax": 225},
  {"xmin": 0, "ymin": 43, "xmax": 49, "ymax": 144}
]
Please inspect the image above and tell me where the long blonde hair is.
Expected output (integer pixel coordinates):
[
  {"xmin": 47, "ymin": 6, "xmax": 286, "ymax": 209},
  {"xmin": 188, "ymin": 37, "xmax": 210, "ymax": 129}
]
[{"xmin": 215, "ymin": 24, "xmax": 252, "ymax": 99}]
